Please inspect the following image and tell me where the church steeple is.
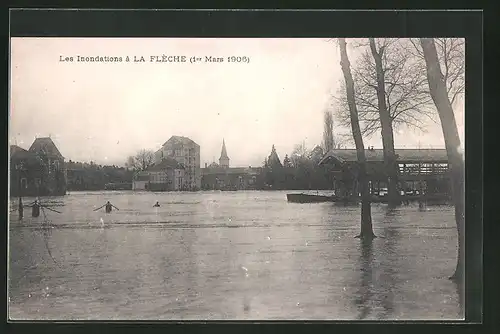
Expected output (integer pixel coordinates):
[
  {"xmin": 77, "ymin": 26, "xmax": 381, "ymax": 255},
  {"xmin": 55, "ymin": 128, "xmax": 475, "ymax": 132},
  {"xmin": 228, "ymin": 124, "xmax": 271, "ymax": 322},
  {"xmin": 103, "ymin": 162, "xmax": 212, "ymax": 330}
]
[{"xmin": 219, "ymin": 139, "xmax": 230, "ymax": 168}]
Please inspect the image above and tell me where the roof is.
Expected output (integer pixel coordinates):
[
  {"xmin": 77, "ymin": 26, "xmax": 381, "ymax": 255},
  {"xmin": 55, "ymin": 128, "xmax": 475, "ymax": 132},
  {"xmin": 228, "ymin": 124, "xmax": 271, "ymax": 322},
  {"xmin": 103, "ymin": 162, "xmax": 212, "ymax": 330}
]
[
  {"xmin": 134, "ymin": 172, "xmax": 150, "ymax": 181},
  {"xmin": 147, "ymin": 157, "xmax": 185, "ymax": 171},
  {"xmin": 220, "ymin": 139, "xmax": 229, "ymax": 160},
  {"xmin": 162, "ymin": 135, "xmax": 199, "ymax": 148},
  {"xmin": 319, "ymin": 149, "xmax": 448, "ymax": 165},
  {"xmin": 11, "ymin": 145, "xmax": 28, "ymax": 156},
  {"xmin": 10, "ymin": 145, "xmax": 37, "ymax": 160},
  {"xmin": 29, "ymin": 137, "xmax": 64, "ymax": 159}
]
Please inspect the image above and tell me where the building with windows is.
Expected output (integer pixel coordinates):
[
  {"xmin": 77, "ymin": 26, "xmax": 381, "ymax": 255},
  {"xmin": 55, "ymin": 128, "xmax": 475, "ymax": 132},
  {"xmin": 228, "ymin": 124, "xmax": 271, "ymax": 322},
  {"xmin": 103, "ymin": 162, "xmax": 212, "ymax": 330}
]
[
  {"xmin": 132, "ymin": 157, "xmax": 185, "ymax": 191},
  {"xmin": 10, "ymin": 137, "xmax": 67, "ymax": 197},
  {"xmin": 201, "ymin": 140, "xmax": 263, "ymax": 190},
  {"xmin": 155, "ymin": 136, "xmax": 201, "ymax": 190}
]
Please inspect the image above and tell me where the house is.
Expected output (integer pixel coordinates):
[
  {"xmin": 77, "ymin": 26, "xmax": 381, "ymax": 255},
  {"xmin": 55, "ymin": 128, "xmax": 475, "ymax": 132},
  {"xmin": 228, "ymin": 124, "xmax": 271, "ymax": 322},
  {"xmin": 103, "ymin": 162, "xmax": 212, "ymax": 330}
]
[
  {"xmin": 132, "ymin": 171, "xmax": 150, "ymax": 191},
  {"xmin": 132, "ymin": 157, "xmax": 185, "ymax": 191},
  {"xmin": 10, "ymin": 145, "xmax": 43, "ymax": 197},
  {"xmin": 155, "ymin": 136, "xmax": 201, "ymax": 190},
  {"xmin": 10, "ymin": 137, "xmax": 67, "ymax": 197}
]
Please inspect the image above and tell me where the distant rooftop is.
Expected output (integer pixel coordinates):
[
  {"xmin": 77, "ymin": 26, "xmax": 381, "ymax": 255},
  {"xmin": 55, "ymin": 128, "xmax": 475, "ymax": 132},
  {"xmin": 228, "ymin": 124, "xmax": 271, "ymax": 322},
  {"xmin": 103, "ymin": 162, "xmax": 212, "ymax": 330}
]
[
  {"xmin": 11, "ymin": 145, "xmax": 28, "ymax": 155},
  {"xmin": 220, "ymin": 139, "xmax": 229, "ymax": 160},
  {"xmin": 29, "ymin": 137, "xmax": 64, "ymax": 159},
  {"xmin": 147, "ymin": 157, "xmax": 185, "ymax": 171},
  {"xmin": 162, "ymin": 135, "xmax": 199, "ymax": 148},
  {"xmin": 10, "ymin": 145, "xmax": 35, "ymax": 160},
  {"xmin": 319, "ymin": 148, "xmax": 448, "ymax": 165}
]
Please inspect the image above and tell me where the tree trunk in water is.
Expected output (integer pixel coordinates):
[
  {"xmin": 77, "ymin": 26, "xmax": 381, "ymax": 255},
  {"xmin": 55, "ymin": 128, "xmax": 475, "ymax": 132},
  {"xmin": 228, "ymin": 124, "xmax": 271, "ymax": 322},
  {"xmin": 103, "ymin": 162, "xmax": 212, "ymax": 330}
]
[
  {"xmin": 369, "ymin": 38, "xmax": 400, "ymax": 207},
  {"xmin": 338, "ymin": 38, "xmax": 375, "ymax": 239},
  {"xmin": 420, "ymin": 38, "xmax": 465, "ymax": 281}
]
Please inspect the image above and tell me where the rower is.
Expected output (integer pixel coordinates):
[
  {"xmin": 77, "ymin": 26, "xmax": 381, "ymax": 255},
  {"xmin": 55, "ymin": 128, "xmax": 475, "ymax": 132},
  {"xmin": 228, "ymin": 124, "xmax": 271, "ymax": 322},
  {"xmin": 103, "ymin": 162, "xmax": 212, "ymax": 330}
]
[
  {"xmin": 18, "ymin": 198, "xmax": 24, "ymax": 220},
  {"xmin": 32, "ymin": 200, "xmax": 40, "ymax": 217},
  {"xmin": 105, "ymin": 201, "xmax": 113, "ymax": 213},
  {"xmin": 93, "ymin": 201, "xmax": 119, "ymax": 213},
  {"xmin": 153, "ymin": 201, "xmax": 160, "ymax": 207}
]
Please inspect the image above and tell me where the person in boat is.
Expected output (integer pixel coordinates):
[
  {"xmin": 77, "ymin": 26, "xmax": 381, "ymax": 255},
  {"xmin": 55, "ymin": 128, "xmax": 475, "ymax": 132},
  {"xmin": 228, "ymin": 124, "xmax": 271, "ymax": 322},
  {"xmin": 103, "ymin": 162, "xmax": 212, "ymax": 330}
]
[
  {"xmin": 94, "ymin": 201, "xmax": 119, "ymax": 213},
  {"xmin": 105, "ymin": 201, "xmax": 114, "ymax": 213},
  {"xmin": 153, "ymin": 201, "xmax": 160, "ymax": 207},
  {"xmin": 418, "ymin": 189, "xmax": 426, "ymax": 210},
  {"xmin": 31, "ymin": 200, "xmax": 41, "ymax": 218},
  {"xmin": 18, "ymin": 197, "xmax": 24, "ymax": 220}
]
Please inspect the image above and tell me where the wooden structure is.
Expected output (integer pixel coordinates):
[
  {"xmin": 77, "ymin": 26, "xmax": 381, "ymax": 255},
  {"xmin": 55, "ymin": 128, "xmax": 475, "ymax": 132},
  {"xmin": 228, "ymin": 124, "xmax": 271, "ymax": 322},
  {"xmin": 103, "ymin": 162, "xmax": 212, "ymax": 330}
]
[{"xmin": 318, "ymin": 148, "xmax": 451, "ymax": 198}]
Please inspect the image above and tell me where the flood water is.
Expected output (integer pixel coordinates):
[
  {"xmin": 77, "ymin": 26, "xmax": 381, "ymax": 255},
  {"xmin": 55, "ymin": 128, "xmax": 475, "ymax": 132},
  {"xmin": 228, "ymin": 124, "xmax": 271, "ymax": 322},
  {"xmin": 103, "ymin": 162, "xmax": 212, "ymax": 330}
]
[{"xmin": 8, "ymin": 191, "xmax": 463, "ymax": 320}]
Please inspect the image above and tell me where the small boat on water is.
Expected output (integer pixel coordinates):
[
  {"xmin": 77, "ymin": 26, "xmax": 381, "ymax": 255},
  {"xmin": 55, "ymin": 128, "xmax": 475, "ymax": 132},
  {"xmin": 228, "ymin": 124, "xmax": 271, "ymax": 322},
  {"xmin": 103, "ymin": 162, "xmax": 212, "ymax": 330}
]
[
  {"xmin": 286, "ymin": 192, "xmax": 451, "ymax": 205},
  {"xmin": 286, "ymin": 193, "xmax": 336, "ymax": 203}
]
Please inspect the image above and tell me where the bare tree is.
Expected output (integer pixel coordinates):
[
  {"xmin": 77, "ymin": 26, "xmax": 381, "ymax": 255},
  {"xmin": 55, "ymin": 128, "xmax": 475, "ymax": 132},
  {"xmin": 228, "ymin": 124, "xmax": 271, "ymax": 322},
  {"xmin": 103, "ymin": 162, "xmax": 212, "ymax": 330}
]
[
  {"xmin": 338, "ymin": 38, "xmax": 375, "ymax": 240},
  {"xmin": 290, "ymin": 141, "xmax": 310, "ymax": 168},
  {"xmin": 410, "ymin": 38, "xmax": 465, "ymax": 106},
  {"xmin": 368, "ymin": 38, "xmax": 401, "ymax": 206},
  {"xmin": 125, "ymin": 149, "xmax": 155, "ymax": 171},
  {"xmin": 335, "ymin": 39, "xmax": 435, "ymax": 138},
  {"xmin": 335, "ymin": 38, "xmax": 449, "ymax": 206},
  {"xmin": 420, "ymin": 38, "xmax": 464, "ymax": 282}
]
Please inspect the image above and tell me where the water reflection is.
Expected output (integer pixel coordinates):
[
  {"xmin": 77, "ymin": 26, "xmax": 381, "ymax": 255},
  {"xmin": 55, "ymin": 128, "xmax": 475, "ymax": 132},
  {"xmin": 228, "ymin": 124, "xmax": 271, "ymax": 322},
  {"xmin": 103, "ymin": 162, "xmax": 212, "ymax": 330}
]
[
  {"xmin": 352, "ymin": 208, "xmax": 403, "ymax": 320},
  {"xmin": 9, "ymin": 191, "xmax": 462, "ymax": 320},
  {"xmin": 453, "ymin": 278, "xmax": 464, "ymax": 318},
  {"xmin": 354, "ymin": 238, "xmax": 374, "ymax": 320},
  {"xmin": 378, "ymin": 211, "xmax": 399, "ymax": 320}
]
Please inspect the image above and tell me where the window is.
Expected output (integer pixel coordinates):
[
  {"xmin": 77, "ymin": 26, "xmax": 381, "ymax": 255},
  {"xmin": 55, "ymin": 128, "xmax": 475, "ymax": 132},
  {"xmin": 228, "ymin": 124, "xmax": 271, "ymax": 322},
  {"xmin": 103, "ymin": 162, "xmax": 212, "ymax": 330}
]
[
  {"xmin": 17, "ymin": 160, "xmax": 26, "ymax": 170},
  {"xmin": 21, "ymin": 178, "xmax": 27, "ymax": 189}
]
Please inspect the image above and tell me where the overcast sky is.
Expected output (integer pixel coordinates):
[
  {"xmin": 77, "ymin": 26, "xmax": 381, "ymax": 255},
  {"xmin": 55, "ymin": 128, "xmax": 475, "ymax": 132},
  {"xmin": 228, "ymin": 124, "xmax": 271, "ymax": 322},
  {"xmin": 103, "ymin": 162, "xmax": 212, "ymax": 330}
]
[{"xmin": 10, "ymin": 38, "xmax": 464, "ymax": 167}]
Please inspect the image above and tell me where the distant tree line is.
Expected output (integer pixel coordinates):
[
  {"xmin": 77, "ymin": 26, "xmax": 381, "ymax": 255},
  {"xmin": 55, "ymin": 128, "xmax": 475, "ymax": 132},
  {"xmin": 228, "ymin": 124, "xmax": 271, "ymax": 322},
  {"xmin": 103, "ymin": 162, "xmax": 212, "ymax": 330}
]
[
  {"xmin": 260, "ymin": 144, "xmax": 332, "ymax": 190},
  {"xmin": 66, "ymin": 160, "xmax": 134, "ymax": 191}
]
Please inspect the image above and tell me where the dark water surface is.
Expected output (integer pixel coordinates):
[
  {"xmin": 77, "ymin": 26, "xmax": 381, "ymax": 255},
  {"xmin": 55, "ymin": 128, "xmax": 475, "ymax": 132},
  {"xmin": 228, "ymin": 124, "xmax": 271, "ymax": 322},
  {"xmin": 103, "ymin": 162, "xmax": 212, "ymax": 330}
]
[{"xmin": 8, "ymin": 191, "xmax": 463, "ymax": 320}]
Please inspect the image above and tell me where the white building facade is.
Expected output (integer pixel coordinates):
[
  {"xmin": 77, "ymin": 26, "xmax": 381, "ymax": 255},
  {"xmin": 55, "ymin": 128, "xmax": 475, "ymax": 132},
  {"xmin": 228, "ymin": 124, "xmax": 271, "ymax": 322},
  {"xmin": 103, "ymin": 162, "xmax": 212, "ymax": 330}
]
[{"xmin": 155, "ymin": 136, "xmax": 201, "ymax": 190}]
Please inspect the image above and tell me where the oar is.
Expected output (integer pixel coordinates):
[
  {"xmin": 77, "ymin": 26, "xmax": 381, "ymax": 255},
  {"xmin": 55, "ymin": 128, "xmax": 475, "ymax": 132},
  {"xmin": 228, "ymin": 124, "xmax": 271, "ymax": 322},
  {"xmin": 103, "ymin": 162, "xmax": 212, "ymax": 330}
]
[
  {"xmin": 43, "ymin": 206, "xmax": 62, "ymax": 214},
  {"xmin": 93, "ymin": 204, "xmax": 106, "ymax": 212},
  {"xmin": 112, "ymin": 205, "xmax": 120, "ymax": 211}
]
